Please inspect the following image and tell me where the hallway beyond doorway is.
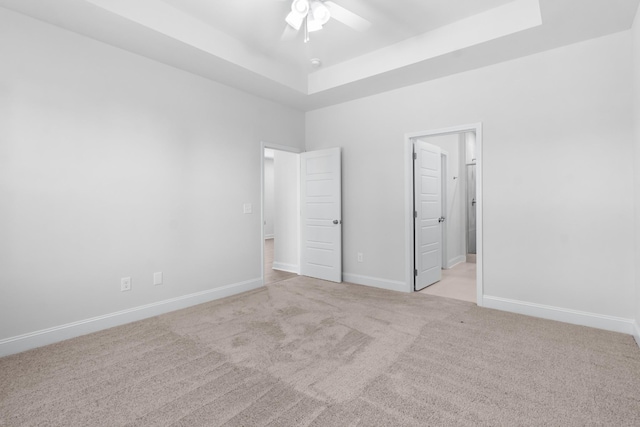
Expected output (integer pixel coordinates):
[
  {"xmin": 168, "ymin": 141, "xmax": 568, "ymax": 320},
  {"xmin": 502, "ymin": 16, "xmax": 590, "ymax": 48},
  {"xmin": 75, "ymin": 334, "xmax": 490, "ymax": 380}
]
[
  {"xmin": 419, "ymin": 263, "xmax": 476, "ymax": 303},
  {"xmin": 264, "ymin": 238, "xmax": 297, "ymax": 285}
]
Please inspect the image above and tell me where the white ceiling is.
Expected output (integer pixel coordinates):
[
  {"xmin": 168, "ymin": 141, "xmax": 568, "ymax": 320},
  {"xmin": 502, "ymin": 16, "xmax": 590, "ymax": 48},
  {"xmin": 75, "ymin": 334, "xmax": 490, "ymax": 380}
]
[
  {"xmin": 159, "ymin": 0, "xmax": 515, "ymax": 71},
  {"xmin": 0, "ymin": 0, "xmax": 638, "ymax": 111}
]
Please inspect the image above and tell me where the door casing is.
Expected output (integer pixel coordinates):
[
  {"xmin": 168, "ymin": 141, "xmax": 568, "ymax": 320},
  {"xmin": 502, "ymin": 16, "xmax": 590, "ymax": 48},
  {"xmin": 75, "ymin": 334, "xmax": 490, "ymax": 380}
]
[{"xmin": 404, "ymin": 123, "xmax": 483, "ymax": 305}]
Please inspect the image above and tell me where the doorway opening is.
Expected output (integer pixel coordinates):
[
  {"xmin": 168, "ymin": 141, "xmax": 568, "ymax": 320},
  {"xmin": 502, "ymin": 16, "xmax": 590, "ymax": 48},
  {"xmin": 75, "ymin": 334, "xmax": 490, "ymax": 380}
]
[
  {"xmin": 261, "ymin": 143, "xmax": 301, "ymax": 286},
  {"xmin": 261, "ymin": 143, "xmax": 344, "ymax": 285},
  {"xmin": 404, "ymin": 124, "xmax": 483, "ymax": 306}
]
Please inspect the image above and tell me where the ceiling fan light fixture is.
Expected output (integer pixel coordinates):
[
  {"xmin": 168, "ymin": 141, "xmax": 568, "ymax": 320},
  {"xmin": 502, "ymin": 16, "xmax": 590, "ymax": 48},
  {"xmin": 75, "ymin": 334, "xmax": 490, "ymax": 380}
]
[
  {"xmin": 291, "ymin": 0, "xmax": 310, "ymax": 15},
  {"xmin": 310, "ymin": 1, "xmax": 331, "ymax": 25},
  {"xmin": 285, "ymin": 10, "xmax": 305, "ymax": 30},
  {"xmin": 307, "ymin": 16, "xmax": 323, "ymax": 32}
]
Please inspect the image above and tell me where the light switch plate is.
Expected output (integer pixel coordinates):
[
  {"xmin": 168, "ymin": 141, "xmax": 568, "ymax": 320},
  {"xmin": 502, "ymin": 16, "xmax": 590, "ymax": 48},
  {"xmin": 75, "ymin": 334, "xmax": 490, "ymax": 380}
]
[
  {"xmin": 243, "ymin": 203, "xmax": 252, "ymax": 214},
  {"xmin": 153, "ymin": 272, "xmax": 163, "ymax": 286}
]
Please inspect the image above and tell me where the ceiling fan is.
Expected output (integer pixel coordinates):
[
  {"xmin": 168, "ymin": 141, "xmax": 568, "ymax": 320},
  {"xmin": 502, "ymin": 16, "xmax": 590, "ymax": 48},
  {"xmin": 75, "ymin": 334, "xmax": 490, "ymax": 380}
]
[{"xmin": 281, "ymin": 0, "xmax": 371, "ymax": 42}]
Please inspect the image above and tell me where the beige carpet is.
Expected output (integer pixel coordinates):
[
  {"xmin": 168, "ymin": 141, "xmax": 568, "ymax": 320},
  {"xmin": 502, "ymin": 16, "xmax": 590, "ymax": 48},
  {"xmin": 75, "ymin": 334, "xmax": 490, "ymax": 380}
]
[{"xmin": 1, "ymin": 276, "xmax": 640, "ymax": 426}]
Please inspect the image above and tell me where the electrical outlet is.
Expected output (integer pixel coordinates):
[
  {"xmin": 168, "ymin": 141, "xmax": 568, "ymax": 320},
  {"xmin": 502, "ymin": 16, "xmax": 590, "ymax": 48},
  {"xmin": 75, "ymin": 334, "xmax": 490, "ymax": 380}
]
[
  {"xmin": 153, "ymin": 272, "xmax": 163, "ymax": 286},
  {"xmin": 357, "ymin": 252, "xmax": 363, "ymax": 262},
  {"xmin": 243, "ymin": 203, "xmax": 252, "ymax": 214},
  {"xmin": 121, "ymin": 277, "xmax": 131, "ymax": 292}
]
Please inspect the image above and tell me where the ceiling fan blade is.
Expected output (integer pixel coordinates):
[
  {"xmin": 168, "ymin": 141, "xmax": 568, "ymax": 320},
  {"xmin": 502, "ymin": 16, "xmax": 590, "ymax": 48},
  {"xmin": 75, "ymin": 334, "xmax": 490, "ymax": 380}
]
[
  {"xmin": 324, "ymin": 1, "xmax": 371, "ymax": 32},
  {"xmin": 280, "ymin": 24, "xmax": 299, "ymax": 41}
]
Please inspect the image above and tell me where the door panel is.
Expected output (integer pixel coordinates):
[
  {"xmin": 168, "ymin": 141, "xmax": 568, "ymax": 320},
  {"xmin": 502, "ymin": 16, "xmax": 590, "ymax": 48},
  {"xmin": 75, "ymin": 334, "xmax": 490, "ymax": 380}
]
[
  {"xmin": 301, "ymin": 148, "xmax": 342, "ymax": 283},
  {"xmin": 415, "ymin": 141, "xmax": 443, "ymax": 290}
]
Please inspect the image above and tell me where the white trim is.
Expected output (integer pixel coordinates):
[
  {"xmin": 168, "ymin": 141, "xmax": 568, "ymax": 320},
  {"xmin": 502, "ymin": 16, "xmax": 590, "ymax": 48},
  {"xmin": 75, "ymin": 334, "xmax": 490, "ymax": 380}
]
[
  {"xmin": 260, "ymin": 141, "xmax": 303, "ymax": 288},
  {"xmin": 404, "ymin": 139, "xmax": 414, "ymax": 292},
  {"xmin": 446, "ymin": 255, "xmax": 467, "ymax": 269},
  {"xmin": 440, "ymin": 150, "xmax": 449, "ymax": 271},
  {"xmin": 405, "ymin": 123, "xmax": 483, "ymax": 304},
  {"xmin": 272, "ymin": 262, "xmax": 299, "ymax": 274},
  {"xmin": 265, "ymin": 234, "xmax": 274, "ymax": 240},
  {"xmin": 0, "ymin": 278, "xmax": 263, "ymax": 357},
  {"xmin": 633, "ymin": 321, "xmax": 640, "ymax": 348},
  {"xmin": 296, "ymin": 156, "xmax": 301, "ymax": 276},
  {"xmin": 343, "ymin": 273, "xmax": 407, "ymax": 293},
  {"xmin": 475, "ymin": 124, "xmax": 484, "ymax": 308},
  {"xmin": 483, "ymin": 295, "xmax": 636, "ymax": 335}
]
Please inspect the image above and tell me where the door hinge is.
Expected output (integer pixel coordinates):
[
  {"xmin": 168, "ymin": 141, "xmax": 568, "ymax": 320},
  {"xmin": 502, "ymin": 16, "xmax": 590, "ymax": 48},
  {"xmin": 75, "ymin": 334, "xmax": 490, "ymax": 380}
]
[
  {"xmin": 414, "ymin": 269, "xmax": 418, "ymax": 277},
  {"xmin": 414, "ymin": 211, "xmax": 417, "ymax": 218},
  {"xmin": 413, "ymin": 152, "xmax": 417, "ymax": 160}
]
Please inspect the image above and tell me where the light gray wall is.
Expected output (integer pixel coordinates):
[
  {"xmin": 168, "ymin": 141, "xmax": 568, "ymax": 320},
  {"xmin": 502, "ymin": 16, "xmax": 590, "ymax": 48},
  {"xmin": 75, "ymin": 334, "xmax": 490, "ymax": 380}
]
[
  {"xmin": 306, "ymin": 30, "xmax": 635, "ymax": 319},
  {"xmin": 273, "ymin": 151, "xmax": 299, "ymax": 272},
  {"xmin": 418, "ymin": 134, "xmax": 466, "ymax": 268},
  {"xmin": 0, "ymin": 9, "xmax": 305, "ymax": 341},
  {"xmin": 2, "ymin": 5, "xmax": 639, "ymax": 348},
  {"xmin": 633, "ymin": 7, "xmax": 640, "ymax": 336},
  {"xmin": 264, "ymin": 158, "xmax": 275, "ymax": 238}
]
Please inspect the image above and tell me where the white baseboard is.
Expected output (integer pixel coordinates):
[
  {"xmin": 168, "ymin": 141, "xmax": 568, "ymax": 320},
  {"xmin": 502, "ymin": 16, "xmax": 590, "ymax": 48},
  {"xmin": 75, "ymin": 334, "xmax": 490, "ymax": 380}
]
[
  {"xmin": 272, "ymin": 262, "xmax": 299, "ymax": 274},
  {"xmin": 446, "ymin": 256, "xmax": 467, "ymax": 269},
  {"xmin": 343, "ymin": 273, "xmax": 407, "ymax": 293},
  {"xmin": 0, "ymin": 278, "xmax": 263, "ymax": 358},
  {"xmin": 483, "ymin": 295, "xmax": 635, "ymax": 335},
  {"xmin": 633, "ymin": 321, "xmax": 640, "ymax": 348}
]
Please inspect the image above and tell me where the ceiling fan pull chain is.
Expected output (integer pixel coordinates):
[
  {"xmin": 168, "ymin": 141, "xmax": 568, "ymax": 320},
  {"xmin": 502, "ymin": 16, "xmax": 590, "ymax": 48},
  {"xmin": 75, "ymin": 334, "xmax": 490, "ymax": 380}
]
[{"xmin": 304, "ymin": 16, "xmax": 310, "ymax": 43}]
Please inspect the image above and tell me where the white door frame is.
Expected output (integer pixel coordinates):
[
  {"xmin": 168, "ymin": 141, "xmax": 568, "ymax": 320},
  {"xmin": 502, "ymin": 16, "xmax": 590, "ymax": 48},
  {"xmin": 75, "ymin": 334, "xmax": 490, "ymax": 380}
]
[
  {"xmin": 440, "ymin": 150, "xmax": 449, "ymax": 270},
  {"xmin": 404, "ymin": 123, "xmax": 484, "ymax": 306},
  {"xmin": 260, "ymin": 141, "xmax": 302, "ymax": 286}
]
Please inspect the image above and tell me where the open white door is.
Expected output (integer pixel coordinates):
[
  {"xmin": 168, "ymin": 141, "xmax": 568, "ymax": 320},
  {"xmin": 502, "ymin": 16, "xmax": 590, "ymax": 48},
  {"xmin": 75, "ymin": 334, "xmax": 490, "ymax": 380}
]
[
  {"xmin": 414, "ymin": 141, "xmax": 443, "ymax": 290},
  {"xmin": 300, "ymin": 148, "xmax": 342, "ymax": 283}
]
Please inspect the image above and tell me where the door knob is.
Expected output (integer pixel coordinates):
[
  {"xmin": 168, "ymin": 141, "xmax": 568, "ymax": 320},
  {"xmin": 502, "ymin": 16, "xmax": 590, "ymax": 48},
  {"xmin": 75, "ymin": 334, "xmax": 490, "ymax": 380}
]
[
  {"xmin": 438, "ymin": 217, "xmax": 445, "ymax": 223},
  {"xmin": 472, "ymin": 198, "xmax": 476, "ymax": 206},
  {"xmin": 333, "ymin": 219, "xmax": 341, "ymax": 224}
]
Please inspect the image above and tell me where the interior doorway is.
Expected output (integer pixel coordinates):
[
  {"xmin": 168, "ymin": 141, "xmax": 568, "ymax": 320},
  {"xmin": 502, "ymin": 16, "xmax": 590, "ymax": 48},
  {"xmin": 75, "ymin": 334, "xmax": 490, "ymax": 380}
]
[
  {"xmin": 261, "ymin": 143, "xmax": 301, "ymax": 286},
  {"xmin": 404, "ymin": 124, "xmax": 483, "ymax": 306},
  {"xmin": 261, "ymin": 143, "xmax": 344, "ymax": 285}
]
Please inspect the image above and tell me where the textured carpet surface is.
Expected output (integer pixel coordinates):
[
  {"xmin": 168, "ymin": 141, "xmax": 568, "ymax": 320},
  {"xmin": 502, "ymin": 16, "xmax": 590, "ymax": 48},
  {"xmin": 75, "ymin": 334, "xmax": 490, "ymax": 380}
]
[{"xmin": 1, "ymin": 276, "xmax": 640, "ymax": 426}]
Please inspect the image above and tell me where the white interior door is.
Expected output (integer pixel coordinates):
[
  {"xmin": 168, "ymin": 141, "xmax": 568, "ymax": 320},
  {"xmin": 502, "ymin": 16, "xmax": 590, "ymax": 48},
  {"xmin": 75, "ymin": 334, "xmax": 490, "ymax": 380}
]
[
  {"xmin": 300, "ymin": 148, "xmax": 342, "ymax": 283},
  {"xmin": 415, "ymin": 141, "xmax": 443, "ymax": 290}
]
